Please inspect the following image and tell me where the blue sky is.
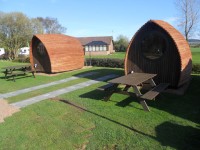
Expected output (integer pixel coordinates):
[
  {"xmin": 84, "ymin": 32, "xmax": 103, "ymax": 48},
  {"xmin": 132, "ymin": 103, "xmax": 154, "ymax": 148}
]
[{"xmin": 1, "ymin": 0, "xmax": 178, "ymax": 40}]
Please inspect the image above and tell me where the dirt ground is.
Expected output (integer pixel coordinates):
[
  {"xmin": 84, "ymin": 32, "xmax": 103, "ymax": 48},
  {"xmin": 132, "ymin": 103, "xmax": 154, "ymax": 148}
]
[{"xmin": 0, "ymin": 99, "xmax": 20, "ymax": 123}]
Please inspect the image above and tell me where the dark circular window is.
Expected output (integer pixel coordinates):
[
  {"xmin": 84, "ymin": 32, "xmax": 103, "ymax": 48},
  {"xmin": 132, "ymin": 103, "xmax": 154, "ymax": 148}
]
[
  {"xmin": 37, "ymin": 42, "xmax": 45, "ymax": 56},
  {"xmin": 141, "ymin": 31, "xmax": 167, "ymax": 60}
]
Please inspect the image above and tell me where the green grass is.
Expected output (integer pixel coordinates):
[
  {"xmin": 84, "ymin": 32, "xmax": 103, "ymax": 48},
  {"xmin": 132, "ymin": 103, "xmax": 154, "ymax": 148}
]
[
  {"xmin": 85, "ymin": 52, "xmax": 126, "ymax": 59},
  {"xmin": 0, "ymin": 61, "xmax": 200, "ymax": 149},
  {"xmin": 191, "ymin": 47, "xmax": 200, "ymax": 64}
]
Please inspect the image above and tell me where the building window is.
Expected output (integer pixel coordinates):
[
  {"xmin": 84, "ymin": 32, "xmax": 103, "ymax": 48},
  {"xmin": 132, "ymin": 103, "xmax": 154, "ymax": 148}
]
[
  {"xmin": 85, "ymin": 46, "xmax": 88, "ymax": 51},
  {"xmin": 103, "ymin": 45, "xmax": 107, "ymax": 51},
  {"xmin": 89, "ymin": 46, "xmax": 92, "ymax": 51},
  {"xmin": 92, "ymin": 46, "xmax": 95, "ymax": 51},
  {"xmin": 96, "ymin": 46, "xmax": 100, "ymax": 51},
  {"xmin": 100, "ymin": 45, "xmax": 103, "ymax": 51}
]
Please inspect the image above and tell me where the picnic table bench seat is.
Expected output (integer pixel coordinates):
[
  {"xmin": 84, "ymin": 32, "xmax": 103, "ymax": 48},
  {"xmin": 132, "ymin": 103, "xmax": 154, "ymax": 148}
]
[
  {"xmin": 6, "ymin": 70, "xmax": 35, "ymax": 82},
  {"xmin": 98, "ymin": 83, "xmax": 116, "ymax": 91},
  {"xmin": 97, "ymin": 73, "xmax": 169, "ymax": 111},
  {"xmin": 2, "ymin": 65, "xmax": 36, "ymax": 82},
  {"xmin": 140, "ymin": 83, "xmax": 169, "ymax": 101}
]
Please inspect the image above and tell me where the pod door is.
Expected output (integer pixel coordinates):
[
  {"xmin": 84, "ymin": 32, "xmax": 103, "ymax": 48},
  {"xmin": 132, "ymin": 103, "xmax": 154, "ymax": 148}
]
[{"xmin": 32, "ymin": 38, "xmax": 51, "ymax": 73}]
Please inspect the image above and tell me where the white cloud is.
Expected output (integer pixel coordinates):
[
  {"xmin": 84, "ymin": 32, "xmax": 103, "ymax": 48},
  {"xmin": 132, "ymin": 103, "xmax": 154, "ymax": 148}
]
[{"xmin": 164, "ymin": 17, "xmax": 179, "ymax": 27}]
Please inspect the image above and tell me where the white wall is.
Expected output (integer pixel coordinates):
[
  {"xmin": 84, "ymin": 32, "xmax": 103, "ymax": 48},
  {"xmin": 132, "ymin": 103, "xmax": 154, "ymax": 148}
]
[
  {"xmin": 0, "ymin": 48, "xmax": 5, "ymax": 56},
  {"xmin": 19, "ymin": 47, "xmax": 30, "ymax": 55}
]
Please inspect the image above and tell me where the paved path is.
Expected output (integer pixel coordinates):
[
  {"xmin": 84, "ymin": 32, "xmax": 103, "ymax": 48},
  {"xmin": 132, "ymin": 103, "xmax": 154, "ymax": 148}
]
[
  {"xmin": 11, "ymin": 74, "xmax": 118, "ymax": 108},
  {"xmin": 0, "ymin": 72, "xmax": 98, "ymax": 99}
]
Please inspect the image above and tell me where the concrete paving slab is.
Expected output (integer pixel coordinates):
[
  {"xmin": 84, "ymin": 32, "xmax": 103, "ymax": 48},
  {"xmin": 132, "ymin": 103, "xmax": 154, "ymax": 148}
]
[
  {"xmin": 11, "ymin": 74, "xmax": 118, "ymax": 108},
  {"xmin": 0, "ymin": 72, "xmax": 98, "ymax": 99}
]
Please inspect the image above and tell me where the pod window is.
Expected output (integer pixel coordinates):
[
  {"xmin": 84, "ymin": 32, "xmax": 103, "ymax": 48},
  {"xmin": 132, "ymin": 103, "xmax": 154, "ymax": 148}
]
[{"xmin": 141, "ymin": 31, "xmax": 167, "ymax": 60}]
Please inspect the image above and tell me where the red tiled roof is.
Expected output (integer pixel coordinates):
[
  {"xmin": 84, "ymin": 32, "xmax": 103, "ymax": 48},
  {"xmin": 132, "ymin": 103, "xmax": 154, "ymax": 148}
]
[{"xmin": 77, "ymin": 36, "xmax": 113, "ymax": 45}]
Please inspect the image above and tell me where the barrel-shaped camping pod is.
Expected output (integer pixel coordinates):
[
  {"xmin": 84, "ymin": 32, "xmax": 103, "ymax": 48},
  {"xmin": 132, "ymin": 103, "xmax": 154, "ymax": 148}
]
[
  {"xmin": 125, "ymin": 20, "xmax": 192, "ymax": 88},
  {"xmin": 30, "ymin": 34, "xmax": 84, "ymax": 73}
]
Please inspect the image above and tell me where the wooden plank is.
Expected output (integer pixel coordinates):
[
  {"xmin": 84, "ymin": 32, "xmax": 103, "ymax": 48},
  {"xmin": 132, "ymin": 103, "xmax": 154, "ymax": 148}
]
[
  {"xmin": 5, "ymin": 69, "xmax": 35, "ymax": 81},
  {"xmin": 108, "ymin": 73, "xmax": 157, "ymax": 86},
  {"xmin": 140, "ymin": 83, "xmax": 169, "ymax": 100},
  {"xmin": 98, "ymin": 83, "xmax": 116, "ymax": 91}
]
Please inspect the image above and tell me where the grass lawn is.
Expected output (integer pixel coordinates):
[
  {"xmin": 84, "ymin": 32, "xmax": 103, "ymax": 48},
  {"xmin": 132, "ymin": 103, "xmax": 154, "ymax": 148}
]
[
  {"xmin": 191, "ymin": 47, "xmax": 200, "ymax": 64},
  {"xmin": 0, "ymin": 61, "xmax": 200, "ymax": 149},
  {"xmin": 85, "ymin": 52, "xmax": 126, "ymax": 59}
]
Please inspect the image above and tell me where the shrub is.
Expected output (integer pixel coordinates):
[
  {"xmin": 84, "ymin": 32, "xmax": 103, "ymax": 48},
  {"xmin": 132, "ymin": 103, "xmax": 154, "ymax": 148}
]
[
  {"xmin": 13, "ymin": 55, "xmax": 30, "ymax": 63},
  {"xmin": 85, "ymin": 58, "xmax": 124, "ymax": 68},
  {"xmin": 0, "ymin": 54, "xmax": 9, "ymax": 60},
  {"xmin": 192, "ymin": 64, "xmax": 200, "ymax": 73},
  {"xmin": 86, "ymin": 58, "xmax": 200, "ymax": 74}
]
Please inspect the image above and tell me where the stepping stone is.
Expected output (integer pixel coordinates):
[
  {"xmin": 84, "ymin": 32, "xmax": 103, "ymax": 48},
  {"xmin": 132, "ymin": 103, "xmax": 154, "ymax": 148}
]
[
  {"xmin": 11, "ymin": 74, "xmax": 118, "ymax": 108},
  {"xmin": 0, "ymin": 72, "xmax": 98, "ymax": 99}
]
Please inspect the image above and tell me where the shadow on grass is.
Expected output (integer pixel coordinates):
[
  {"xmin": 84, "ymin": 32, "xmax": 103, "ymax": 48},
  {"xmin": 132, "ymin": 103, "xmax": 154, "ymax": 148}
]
[
  {"xmin": 79, "ymin": 88, "xmax": 143, "ymax": 109},
  {"xmin": 148, "ymin": 74, "xmax": 200, "ymax": 124},
  {"xmin": 155, "ymin": 122, "xmax": 200, "ymax": 150},
  {"xmin": 53, "ymin": 98, "xmax": 154, "ymax": 138},
  {"xmin": 53, "ymin": 98, "xmax": 200, "ymax": 149},
  {"xmin": 80, "ymin": 73, "xmax": 200, "ymax": 125},
  {"xmin": 0, "ymin": 74, "xmax": 35, "ymax": 81},
  {"xmin": 72, "ymin": 68, "xmax": 124, "ymax": 81},
  {"xmin": 79, "ymin": 89, "xmax": 105, "ymax": 100}
]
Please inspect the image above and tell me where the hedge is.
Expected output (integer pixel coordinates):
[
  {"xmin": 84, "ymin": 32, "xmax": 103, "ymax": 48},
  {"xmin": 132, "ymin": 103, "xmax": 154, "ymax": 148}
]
[
  {"xmin": 11, "ymin": 57, "xmax": 200, "ymax": 74},
  {"xmin": 85, "ymin": 58, "xmax": 124, "ymax": 68},
  {"xmin": 85, "ymin": 58, "xmax": 200, "ymax": 74},
  {"xmin": 192, "ymin": 64, "xmax": 200, "ymax": 74},
  {"xmin": 13, "ymin": 55, "xmax": 30, "ymax": 63}
]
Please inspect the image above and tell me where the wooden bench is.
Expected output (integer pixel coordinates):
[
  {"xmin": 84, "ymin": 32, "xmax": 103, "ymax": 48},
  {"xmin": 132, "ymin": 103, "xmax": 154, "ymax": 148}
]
[
  {"xmin": 98, "ymin": 83, "xmax": 119, "ymax": 101},
  {"xmin": 140, "ymin": 83, "xmax": 169, "ymax": 101},
  {"xmin": 2, "ymin": 65, "xmax": 36, "ymax": 82},
  {"xmin": 10, "ymin": 70, "xmax": 35, "ymax": 82},
  {"xmin": 98, "ymin": 83, "xmax": 116, "ymax": 91},
  {"xmin": 6, "ymin": 70, "xmax": 35, "ymax": 82}
]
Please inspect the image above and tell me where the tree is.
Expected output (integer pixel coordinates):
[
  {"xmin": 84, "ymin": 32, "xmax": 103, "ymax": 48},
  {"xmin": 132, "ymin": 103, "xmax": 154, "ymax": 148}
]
[
  {"xmin": 0, "ymin": 12, "xmax": 67, "ymax": 59},
  {"xmin": 0, "ymin": 12, "xmax": 33, "ymax": 59},
  {"xmin": 114, "ymin": 35, "xmax": 129, "ymax": 52},
  {"xmin": 176, "ymin": 0, "xmax": 200, "ymax": 41},
  {"xmin": 37, "ymin": 17, "xmax": 66, "ymax": 34},
  {"xmin": 30, "ymin": 18, "xmax": 44, "ymax": 35},
  {"xmin": 0, "ymin": 12, "xmax": 43, "ymax": 59}
]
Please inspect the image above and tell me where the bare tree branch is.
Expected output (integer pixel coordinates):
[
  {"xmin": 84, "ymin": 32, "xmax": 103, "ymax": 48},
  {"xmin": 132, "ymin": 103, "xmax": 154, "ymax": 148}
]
[{"xmin": 175, "ymin": 0, "xmax": 200, "ymax": 41}]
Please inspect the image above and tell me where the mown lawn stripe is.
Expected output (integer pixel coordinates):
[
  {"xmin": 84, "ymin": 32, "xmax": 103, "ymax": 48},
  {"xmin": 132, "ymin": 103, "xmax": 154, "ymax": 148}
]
[
  {"xmin": 11, "ymin": 74, "xmax": 117, "ymax": 108},
  {"xmin": 0, "ymin": 72, "xmax": 98, "ymax": 99}
]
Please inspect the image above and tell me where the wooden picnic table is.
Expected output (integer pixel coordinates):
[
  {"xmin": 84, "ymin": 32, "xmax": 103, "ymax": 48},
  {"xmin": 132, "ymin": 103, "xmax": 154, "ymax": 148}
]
[
  {"xmin": 98, "ymin": 72, "xmax": 169, "ymax": 111},
  {"xmin": 2, "ymin": 64, "xmax": 35, "ymax": 81}
]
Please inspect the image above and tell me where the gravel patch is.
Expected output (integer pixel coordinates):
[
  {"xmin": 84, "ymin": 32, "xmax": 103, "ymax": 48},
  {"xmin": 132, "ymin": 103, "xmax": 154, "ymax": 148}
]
[{"xmin": 0, "ymin": 99, "xmax": 20, "ymax": 123}]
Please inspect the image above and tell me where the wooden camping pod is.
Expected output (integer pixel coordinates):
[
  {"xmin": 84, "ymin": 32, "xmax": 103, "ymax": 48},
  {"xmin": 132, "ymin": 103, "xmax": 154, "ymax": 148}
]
[
  {"xmin": 125, "ymin": 20, "xmax": 192, "ymax": 88},
  {"xmin": 30, "ymin": 34, "xmax": 84, "ymax": 73}
]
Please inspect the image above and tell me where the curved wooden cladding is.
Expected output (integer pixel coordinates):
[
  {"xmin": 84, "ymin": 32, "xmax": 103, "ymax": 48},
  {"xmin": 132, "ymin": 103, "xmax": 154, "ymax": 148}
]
[
  {"xmin": 30, "ymin": 34, "xmax": 84, "ymax": 73},
  {"xmin": 125, "ymin": 20, "xmax": 192, "ymax": 88}
]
